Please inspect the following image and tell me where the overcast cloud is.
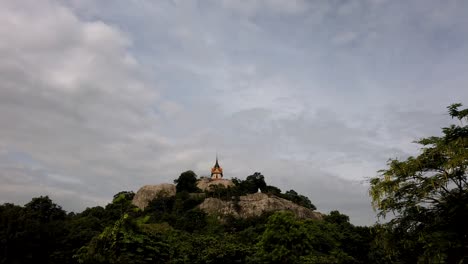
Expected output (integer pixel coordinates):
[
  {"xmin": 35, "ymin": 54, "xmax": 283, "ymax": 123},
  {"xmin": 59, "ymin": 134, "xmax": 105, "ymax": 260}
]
[{"xmin": 1, "ymin": 0, "xmax": 467, "ymax": 225}]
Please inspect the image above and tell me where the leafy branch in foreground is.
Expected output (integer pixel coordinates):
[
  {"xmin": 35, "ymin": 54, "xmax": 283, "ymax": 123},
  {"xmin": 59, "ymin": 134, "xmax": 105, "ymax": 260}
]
[{"xmin": 369, "ymin": 103, "xmax": 468, "ymax": 263}]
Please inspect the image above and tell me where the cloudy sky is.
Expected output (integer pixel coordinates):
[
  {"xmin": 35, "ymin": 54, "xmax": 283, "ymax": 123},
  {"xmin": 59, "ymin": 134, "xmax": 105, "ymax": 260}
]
[{"xmin": 1, "ymin": 0, "xmax": 467, "ymax": 225}]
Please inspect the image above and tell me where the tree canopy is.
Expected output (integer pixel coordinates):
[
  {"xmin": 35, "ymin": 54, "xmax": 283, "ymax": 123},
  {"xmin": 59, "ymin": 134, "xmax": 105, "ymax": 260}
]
[
  {"xmin": 0, "ymin": 172, "xmax": 371, "ymax": 263},
  {"xmin": 174, "ymin": 170, "xmax": 200, "ymax": 193},
  {"xmin": 369, "ymin": 103, "xmax": 468, "ymax": 263}
]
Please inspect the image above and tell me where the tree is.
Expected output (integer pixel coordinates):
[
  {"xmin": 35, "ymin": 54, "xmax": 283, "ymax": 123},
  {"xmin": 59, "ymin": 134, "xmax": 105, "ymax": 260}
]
[
  {"xmin": 369, "ymin": 103, "xmax": 468, "ymax": 263},
  {"xmin": 246, "ymin": 172, "xmax": 267, "ymax": 192},
  {"xmin": 324, "ymin": 210, "xmax": 350, "ymax": 226},
  {"xmin": 233, "ymin": 172, "xmax": 267, "ymax": 195},
  {"xmin": 24, "ymin": 196, "xmax": 66, "ymax": 223},
  {"xmin": 264, "ymin": 185, "xmax": 282, "ymax": 195},
  {"xmin": 0, "ymin": 203, "xmax": 26, "ymax": 263},
  {"xmin": 75, "ymin": 214, "xmax": 169, "ymax": 264},
  {"xmin": 146, "ymin": 196, "xmax": 175, "ymax": 216},
  {"xmin": 324, "ymin": 211, "xmax": 374, "ymax": 264},
  {"xmin": 254, "ymin": 211, "xmax": 351, "ymax": 263},
  {"xmin": 174, "ymin": 170, "xmax": 200, "ymax": 193},
  {"xmin": 254, "ymin": 211, "xmax": 311, "ymax": 263},
  {"xmin": 283, "ymin": 190, "xmax": 317, "ymax": 210},
  {"xmin": 104, "ymin": 191, "xmax": 139, "ymax": 225},
  {"xmin": 0, "ymin": 197, "xmax": 71, "ymax": 263}
]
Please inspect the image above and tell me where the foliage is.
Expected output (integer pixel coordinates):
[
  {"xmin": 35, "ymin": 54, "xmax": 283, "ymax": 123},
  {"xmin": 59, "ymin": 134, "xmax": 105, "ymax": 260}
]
[
  {"xmin": 0, "ymin": 196, "xmax": 69, "ymax": 263},
  {"xmin": 173, "ymin": 209, "xmax": 207, "ymax": 232},
  {"xmin": 104, "ymin": 191, "xmax": 138, "ymax": 223},
  {"xmin": 203, "ymin": 184, "xmax": 244, "ymax": 203},
  {"xmin": 166, "ymin": 231, "xmax": 253, "ymax": 264},
  {"xmin": 75, "ymin": 214, "xmax": 170, "ymax": 264},
  {"xmin": 369, "ymin": 103, "xmax": 468, "ymax": 263},
  {"xmin": 0, "ymin": 172, "xmax": 369, "ymax": 263},
  {"xmin": 24, "ymin": 196, "xmax": 67, "ymax": 222},
  {"xmin": 324, "ymin": 211, "xmax": 374, "ymax": 263},
  {"xmin": 174, "ymin": 170, "xmax": 200, "ymax": 193},
  {"xmin": 0, "ymin": 203, "xmax": 28, "ymax": 263},
  {"xmin": 230, "ymin": 173, "xmax": 317, "ymax": 210},
  {"xmin": 264, "ymin": 185, "xmax": 282, "ymax": 195},
  {"xmin": 146, "ymin": 196, "xmax": 175, "ymax": 216},
  {"xmin": 254, "ymin": 211, "xmax": 311, "ymax": 263},
  {"xmin": 254, "ymin": 211, "xmax": 354, "ymax": 263},
  {"xmin": 230, "ymin": 172, "xmax": 267, "ymax": 195},
  {"xmin": 245, "ymin": 172, "xmax": 268, "ymax": 193},
  {"xmin": 280, "ymin": 190, "xmax": 317, "ymax": 210}
]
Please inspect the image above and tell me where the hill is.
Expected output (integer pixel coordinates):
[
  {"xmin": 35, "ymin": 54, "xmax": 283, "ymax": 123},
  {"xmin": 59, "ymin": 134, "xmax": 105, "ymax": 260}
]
[
  {"xmin": 0, "ymin": 171, "xmax": 374, "ymax": 263},
  {"xmin": 132, "ymin": 178, "xmax": 322, "ymax": 220}
]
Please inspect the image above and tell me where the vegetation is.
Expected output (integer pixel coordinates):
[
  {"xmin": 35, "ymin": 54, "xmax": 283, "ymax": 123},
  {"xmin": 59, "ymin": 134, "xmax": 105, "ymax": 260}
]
[
  {"xmin": 0, "ymin": 104, "xmax": 466, "ymax": 263},
  {"xmin": 205, "ymin": 171, "xmax": 317, "ymax": 210},
  {"xmin": 370, "ymin": 103, "xmax": 468, "ymax": 263},
  {"xmin": 0, "ymin": 174, "xmax": 370, "ymax": 263},
  {"xmin": 174, "ymin": 170, "xmax": 200, "ymax": 193}
]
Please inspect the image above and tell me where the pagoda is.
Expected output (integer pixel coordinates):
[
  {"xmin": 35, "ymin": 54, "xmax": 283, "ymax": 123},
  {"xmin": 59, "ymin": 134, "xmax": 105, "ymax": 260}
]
[{"xmin": 211, "ymin": 156, "xmax": 223, "ymax": 180}]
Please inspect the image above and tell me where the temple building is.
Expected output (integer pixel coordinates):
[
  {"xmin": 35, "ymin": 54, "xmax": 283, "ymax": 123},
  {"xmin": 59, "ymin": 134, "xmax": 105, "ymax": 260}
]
[{"xmin": 211, "ymin": 156, "xmax": 223, "ymax": 180}]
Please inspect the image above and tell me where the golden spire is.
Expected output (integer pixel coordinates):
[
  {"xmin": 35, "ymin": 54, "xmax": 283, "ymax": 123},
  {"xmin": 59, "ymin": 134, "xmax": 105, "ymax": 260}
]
[{"xmin": 211, "ymin": 154, "xmax": 223, "ymax": 179}]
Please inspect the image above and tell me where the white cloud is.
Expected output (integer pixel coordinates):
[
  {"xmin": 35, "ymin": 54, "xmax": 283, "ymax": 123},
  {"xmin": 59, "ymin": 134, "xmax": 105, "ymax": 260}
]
[{"xmin": 0, "ymin": 0, "xmax": 169, "ymax": 209}]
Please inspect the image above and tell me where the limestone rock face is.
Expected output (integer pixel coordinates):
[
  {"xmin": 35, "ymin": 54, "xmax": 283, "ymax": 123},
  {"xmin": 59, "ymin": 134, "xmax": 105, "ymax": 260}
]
[
  {"xmin": 132, "ymin": 184, "xmax": 176, "ymax": 209},
  {"xmin": 196, "ymin": 178, "xmax": 234, "ymax": 192},
  {"xmin": 132, "ymin": 182, "xmax": 322, "ymax": 220},
  {"xmin": 198, "ymin": 192, "xmax": 322, "ymax": 220}
]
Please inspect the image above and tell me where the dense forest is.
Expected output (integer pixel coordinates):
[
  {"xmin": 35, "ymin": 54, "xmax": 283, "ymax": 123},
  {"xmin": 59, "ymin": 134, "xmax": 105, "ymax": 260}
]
[{"xmin": 0, "ymin": 104, "xmax": 467, "ymax": 264}]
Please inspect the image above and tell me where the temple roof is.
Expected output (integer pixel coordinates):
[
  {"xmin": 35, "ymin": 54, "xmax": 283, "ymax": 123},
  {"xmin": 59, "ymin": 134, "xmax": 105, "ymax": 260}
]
[
  {"xmin": 211, "ymin": 156, "xmax": 223, "ymax": 176},
  {"xmin": 214, "ymin": 157, "xmax": 220, "ymax": 168}
]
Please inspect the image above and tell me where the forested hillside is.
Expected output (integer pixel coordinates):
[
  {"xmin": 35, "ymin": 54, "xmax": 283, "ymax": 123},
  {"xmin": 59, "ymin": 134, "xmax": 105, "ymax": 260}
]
[
  {"xmin": 0, "ymin": 174, "xmax": 374, "ymax": 263},
  {"xmin": 0, "ymin": 104, "xmax": 467, "ymax": 263}
]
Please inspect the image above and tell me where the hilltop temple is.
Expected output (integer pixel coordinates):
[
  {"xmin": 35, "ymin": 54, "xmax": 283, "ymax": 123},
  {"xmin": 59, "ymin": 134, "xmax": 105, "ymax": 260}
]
[{"xmin": 211, "ymin": 156, "xmax": 223, "ymax": 180}]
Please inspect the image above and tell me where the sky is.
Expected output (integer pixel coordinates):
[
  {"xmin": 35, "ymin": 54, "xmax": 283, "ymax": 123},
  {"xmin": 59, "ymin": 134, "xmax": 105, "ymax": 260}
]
[{"xmin": 1, "ymin": 0, "xmax": 467, "ymax": 226}]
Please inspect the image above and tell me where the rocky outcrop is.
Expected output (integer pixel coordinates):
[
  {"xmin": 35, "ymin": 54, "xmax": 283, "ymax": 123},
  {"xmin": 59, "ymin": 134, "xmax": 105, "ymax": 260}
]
[
  {"xmin": 198, "ymin": 192, "xmax": 322, "ymax": 220},
  {"xmin": 132, "ymin": 183, "xmax": 176, "ymax": 209},
  {"xmin": 133, "ymin": 182, "xmax": 322, "ymax": 221},
  {"xmin": 196, "ymin": 178, "xmax": 234, "ymax": 191}
]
